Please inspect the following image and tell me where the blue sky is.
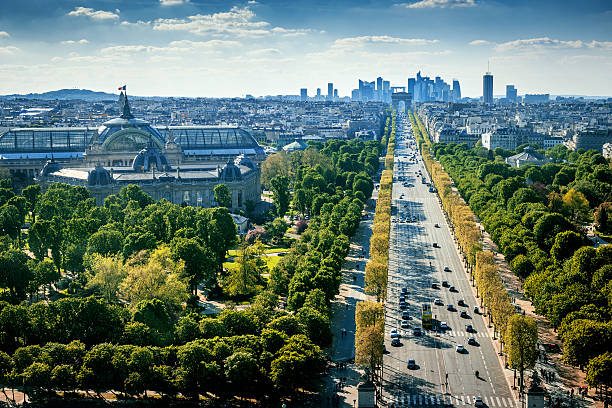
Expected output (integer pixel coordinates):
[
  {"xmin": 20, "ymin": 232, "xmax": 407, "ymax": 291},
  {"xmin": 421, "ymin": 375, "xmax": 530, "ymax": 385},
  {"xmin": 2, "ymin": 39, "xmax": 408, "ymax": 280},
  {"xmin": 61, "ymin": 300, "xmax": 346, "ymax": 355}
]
[{"xmin": 0, "ymin": 0, "xmax": 610, "ymax": 97}]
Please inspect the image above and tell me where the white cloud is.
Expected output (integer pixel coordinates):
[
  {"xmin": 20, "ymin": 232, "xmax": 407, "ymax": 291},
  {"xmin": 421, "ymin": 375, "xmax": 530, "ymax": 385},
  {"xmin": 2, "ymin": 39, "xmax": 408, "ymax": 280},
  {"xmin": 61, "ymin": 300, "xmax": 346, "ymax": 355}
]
[
  {"xmin": 0, "ymin": 31, "xmax": 9, "ymax": 39},
  {"xmin": 160, "ymin": 0, "xmax": 189, "ymax": 5},
  {"xmin": 67, "ymin": 7, "xmax": 119, "ymax": 20},
  {"xmin": 168, "ymin": 39, "xmax": 239, "ymax": 48},
  {"xmin": 332, "ymin": 36, "xmax": 438, "ymax": 50},
  {"xmin": 400, "ymin": 0, "xmax": 475, "ymax": 8},
  {"xmin": 247, "ymin": 48, "xmax": 280, "ymax": 56},
  {"xmin": 495, "ymin": 37, "xmax": 612, "ymax": 52},
  {"xmin": 469, "ymin": 40, "xmax": 490, "ymax": 46},
  {"xmin": 61, "ymin": 39, "xmax": 89, "ymax": 45},
  {"xmin": 152, "ymin": 5, "xmax": 318, "ymax": 38},
  {"xmin": 99, "ymin": 40, "xmax": 238, "ymax": 57},
  {"xmin": 121, "ymin": 20, "xmax": 151, "ymax": 28},
  {"xmin": 0, "ymin": 46, "xmax": 19, "ymax": 55}
]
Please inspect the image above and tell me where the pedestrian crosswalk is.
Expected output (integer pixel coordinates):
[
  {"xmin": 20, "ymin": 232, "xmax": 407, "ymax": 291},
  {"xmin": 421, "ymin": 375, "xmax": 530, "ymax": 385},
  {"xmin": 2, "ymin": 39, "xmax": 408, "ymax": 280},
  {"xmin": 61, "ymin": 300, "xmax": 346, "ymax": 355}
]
[
  {"xmin": 394, "ymin": 329, "xmax": 491, "ymax": 338},
  {"xmin": 389, "ymin": 393, "xmax": 516, "ymax": 407}
]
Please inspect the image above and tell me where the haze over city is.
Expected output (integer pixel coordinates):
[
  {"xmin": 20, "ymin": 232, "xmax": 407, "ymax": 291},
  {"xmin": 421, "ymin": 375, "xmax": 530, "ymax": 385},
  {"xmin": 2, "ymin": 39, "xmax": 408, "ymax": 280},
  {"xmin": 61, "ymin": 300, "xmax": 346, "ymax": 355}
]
[{"xmin": 0, "ymin": 0, "xmax": 611, "ymax": 97}]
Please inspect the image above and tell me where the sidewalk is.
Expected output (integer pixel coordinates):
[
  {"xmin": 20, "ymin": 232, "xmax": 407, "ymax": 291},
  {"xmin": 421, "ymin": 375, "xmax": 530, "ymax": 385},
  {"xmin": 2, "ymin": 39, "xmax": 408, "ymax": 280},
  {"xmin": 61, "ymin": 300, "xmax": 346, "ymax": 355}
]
[{"xmin": 321, "ymin": 180, "xmax": 379, "ymax": 407}]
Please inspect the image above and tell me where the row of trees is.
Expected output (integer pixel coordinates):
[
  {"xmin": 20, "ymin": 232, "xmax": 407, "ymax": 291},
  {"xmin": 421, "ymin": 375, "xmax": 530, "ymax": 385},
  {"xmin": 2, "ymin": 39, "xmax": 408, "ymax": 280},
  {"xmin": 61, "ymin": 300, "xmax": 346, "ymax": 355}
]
[
  {"xmin": 365, "ymin": 112, "xmax": 395, "ymax": 302},
  {"xmin": 358, "ymin": 111, "xmax": 394, "ymax": 382},
  {"xmin": 410, "ymin": 112, "xmax": 538, "ymax": 389},
  {"xmin": 417, "ymin": 112, "xmax": 612, "ymax": 392}
]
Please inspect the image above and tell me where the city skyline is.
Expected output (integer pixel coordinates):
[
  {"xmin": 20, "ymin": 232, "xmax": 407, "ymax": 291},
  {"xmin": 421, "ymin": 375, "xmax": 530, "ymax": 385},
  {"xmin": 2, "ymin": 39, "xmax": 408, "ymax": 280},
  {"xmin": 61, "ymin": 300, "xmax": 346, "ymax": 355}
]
[{"xmin": 0, "ymin": 0, "xmax": 611, "ymax": 97}]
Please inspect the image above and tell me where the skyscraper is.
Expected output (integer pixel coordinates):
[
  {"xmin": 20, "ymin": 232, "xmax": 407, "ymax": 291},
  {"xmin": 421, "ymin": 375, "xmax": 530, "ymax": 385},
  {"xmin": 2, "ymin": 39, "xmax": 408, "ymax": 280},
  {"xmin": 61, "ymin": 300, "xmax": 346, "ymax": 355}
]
[
  {"xmin": 407, "ymin": 78, "xmax": 415, "ymax": 99},
  {"xmin": 452, "ymin": 80, "xmax": 461, "ymax": 101},
  {"xmin": 376, "ymin": 77, "xmax": 383, "ymax": 101},
  {"xmin": 316, "ymin": 88, "xmax": 321, "ymax": 97},
  {"xmin": 327, "ymin": 83, "xmax": 333, "ymax": 100},
  {"xmin": 483, "ymin": 72, "xmax": 494, "ymax": 104},
  {"xmin": 334, "ymin": 89, "xmax": 338, "ymax": 99},
  {"xmin": 300, "ymin": 88, "xmax": 307, "ymax": 101},
  {"xmin": 506, "ymin": 85, "xmax": 517, "ymax": 102}
]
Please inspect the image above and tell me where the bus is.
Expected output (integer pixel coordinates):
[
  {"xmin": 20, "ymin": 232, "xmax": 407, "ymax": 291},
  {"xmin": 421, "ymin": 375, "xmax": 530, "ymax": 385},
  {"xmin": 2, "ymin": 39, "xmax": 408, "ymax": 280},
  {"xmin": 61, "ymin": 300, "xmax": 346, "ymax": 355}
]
[{"xmin": 422, "ymin": 304, "xmax": 432, "ymax": 329}]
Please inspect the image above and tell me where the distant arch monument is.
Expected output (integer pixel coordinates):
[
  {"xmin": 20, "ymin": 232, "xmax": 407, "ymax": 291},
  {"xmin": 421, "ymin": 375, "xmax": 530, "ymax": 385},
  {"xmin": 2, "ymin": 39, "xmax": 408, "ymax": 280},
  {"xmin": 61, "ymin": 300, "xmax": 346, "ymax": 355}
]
[{"xmin": 392, "ymin": 92, "xmax": 412, "ymax": 113}]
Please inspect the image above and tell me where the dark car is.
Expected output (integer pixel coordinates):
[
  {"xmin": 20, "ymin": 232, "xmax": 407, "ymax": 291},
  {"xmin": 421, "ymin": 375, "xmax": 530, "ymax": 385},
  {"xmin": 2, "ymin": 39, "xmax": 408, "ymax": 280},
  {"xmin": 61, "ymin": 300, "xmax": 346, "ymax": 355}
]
[
  {"xmin": 431, "ymin": 283, "xmax": 439, "ymax": 289},
  {"xmin": 458, "ymin": 299, "xmax": 465, "ymax": 306},
  {"xmin": 460, "ymin": 311, "xmax": 468, "ymax": 318},
  {"xmin": 407, "ymin": 359, "xmax": 416, "ymax": 369},
  {"xmin": 432, "ymin": 242, "xmax": 439, "ymax": 248},
  {"xmin": 466, "ymin": 324, "xmax": 474, "ymax": 332},
  {"xmin": 468, "ymin": 337, "xmax": 477, "ymax": 345},
  {"xmin": 442, "ymin": 280, "xmax": 448, "ymax": 287},
  {"xmin": 449, "ymin": 286, "xmax": 456, "ymax": 292},
  {"xmin": 402, "ymin": 311, "xmax": 410, "ymax": 320}
]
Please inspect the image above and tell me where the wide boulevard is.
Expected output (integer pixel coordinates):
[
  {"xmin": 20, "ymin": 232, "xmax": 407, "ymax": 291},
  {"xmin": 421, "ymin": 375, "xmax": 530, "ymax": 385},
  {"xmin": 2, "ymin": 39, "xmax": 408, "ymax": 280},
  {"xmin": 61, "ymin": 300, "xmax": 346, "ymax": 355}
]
[{"xmin": 381, "ymin": 113, "xmax": 515, "ymax": 408}]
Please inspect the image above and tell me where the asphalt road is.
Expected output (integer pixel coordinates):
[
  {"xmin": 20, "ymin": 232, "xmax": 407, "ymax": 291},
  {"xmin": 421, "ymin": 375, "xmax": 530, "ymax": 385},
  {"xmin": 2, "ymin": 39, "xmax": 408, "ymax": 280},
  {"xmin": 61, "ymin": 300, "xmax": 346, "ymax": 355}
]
[{"xmin": 381, "ymin": 113, "xmax": 515, "ymax": 408}]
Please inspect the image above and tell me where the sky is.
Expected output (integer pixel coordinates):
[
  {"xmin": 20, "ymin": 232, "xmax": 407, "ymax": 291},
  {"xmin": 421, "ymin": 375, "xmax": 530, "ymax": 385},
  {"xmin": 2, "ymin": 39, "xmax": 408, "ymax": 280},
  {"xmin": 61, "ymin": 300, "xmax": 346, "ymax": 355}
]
[{"xmin": 0, "ymin": 0, "xmax": 611, "ymax": 98}]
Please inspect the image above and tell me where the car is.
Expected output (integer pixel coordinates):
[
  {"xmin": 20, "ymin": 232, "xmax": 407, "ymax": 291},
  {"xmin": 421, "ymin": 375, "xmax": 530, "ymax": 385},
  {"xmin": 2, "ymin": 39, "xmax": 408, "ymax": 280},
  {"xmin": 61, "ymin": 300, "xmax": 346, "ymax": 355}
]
[
  {"xmin": 399, "ymin": 302, "xmax": 408, "ymax": 309},
  {"xmin": 449, "ymin": 286, "xmax": 456, "ymax": 292},
  {"xmin": 401, "ymin": 320, "xmax": 410, "ymax": 329},
  {"xmin": 458, "ymin": 299, "xmax": 465, "ymax": 306},
  {"xmin": 407, "ymin": 359, "xmax": 416, "ymax": 369},
  {"xmin": 434, "ymin": 223, "xmax": 440, "ymax": 228},
  {"xmin": 442, "ymin": 280, "xmax": 448, "ymax": 287},
  {"xmin": 466, "ymin": 324, "xmax": 473, "ymax": 332},
  {"xmin": 434, "ymin": 298, "xmax": 443, "ymax": 305},
  {"xmin": 474, "ymin": 397, "xmax": 484, "ymax": 407},
  {"xmin": 390, "ymin": 329, "xmax": 399, "ymax": 339},
  {"xmin": 399, "ymin": 295, "xmax": 406, "ymax": 302},
  {"xmin": 413, "ymin": 327, "xmax": 422, "ymax": 336},
  {"xmin": 468, "ymin": 337, "xmax": 477, "ymax": 345},
  {"xmin": 447, "ymin": 304, "xmax": 454, "ymax": 311},
  {"xmin": 401, "ymin": 287, "xmax": 408, "ymax": 294},
  {"xmin": 456, "ymin": 345, "xmax": 465, "ymax": 353},
  {"xmin": 439, "ymin": 322, "xmax": 448, "ymax": 330},
  {"xmin": 402, "ymin": 311, "xmax": 410, "ymax": 320},
  {"xmin": 431, "ymin": 283, "xmax": 439, "ymax": 289},
  {"xmin": 460, "ymin": 311, "xmax": 468, "ymax": 318},
  {"xmin": 432, "ymin": 242, "xmax": 439, "ymax": 248},
  {"xmin": 391, "ymin": 338, "xmax": 401, "ymax": 347},
  {"xmin": 444, "ymin": 266, "xmax": 451, "ymax": 272},
  {"xmin": 473, "ymin": 306, "xmax": 479, "ymax": 314}
]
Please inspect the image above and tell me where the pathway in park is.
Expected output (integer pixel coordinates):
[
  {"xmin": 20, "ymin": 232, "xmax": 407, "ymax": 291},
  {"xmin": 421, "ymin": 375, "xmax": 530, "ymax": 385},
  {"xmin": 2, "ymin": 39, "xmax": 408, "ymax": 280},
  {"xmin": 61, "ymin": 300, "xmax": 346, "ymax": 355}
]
[{"xmin": 320, "ymin": 173, "xmax": 381, "ymax": 408}]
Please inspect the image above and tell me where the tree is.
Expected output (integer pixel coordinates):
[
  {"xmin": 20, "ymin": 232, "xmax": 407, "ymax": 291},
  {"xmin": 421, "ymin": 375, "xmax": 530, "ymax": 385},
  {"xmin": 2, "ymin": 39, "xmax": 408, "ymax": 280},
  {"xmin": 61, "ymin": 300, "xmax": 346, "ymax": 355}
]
[
  {"xmin": 355, "ymin": 301, "xmax": 384, "ymax": 329},
  {"xmin": 594, "ymin": 202, "xmax": 611, "ymax": 233},
  {"xmin": 85, "ymin": 255, "xmax": 126, "ymax": 303},
  {"xmin": 365, "ymin": 261, "xmax": 387, "ymax": 301},
  {"xmin": 270, "ymin": 175, "xmax": 290, "ymax": 217},
  {"xmin": 171, "ymin": 237, "xmax": 215, "ymax": 293},
  {"xmin": 224, "ymin": 351, "xmax": 260, "ymax": 397},
  {"xmin": 224, "ymin": 240, "xmax": 265, "ymax": 297},
  {"xmin": 550, "ymin": 231, "xmax": 584, "ymax": 263},
  {"xmin": 505, "ymin": 315, "xmax": 538, "ymax": 394},
  {"xmin": 33, "ymin": 258, "xmax": 60, "ymax": 300},
  {"xmin": 119, "ymin": 253, "xmax": 188, "ymax": 311},
  {"xmin": 0, "ymin": 204, "xmax": 23, "ymax": 242},
  {"xmin": 261, "ymin": 151, "xmax": 291, "ymax": 188},
  {"xmin": 297, "ymin": 307, "xmax": 332, "ymax": 348},
  {"xmin": 585, "ymin": 352, "xmax": 612, "ymax": 394},
  {"xmin": 22, "ymin": 184, "xmax": 41, "ymax": 223},
  {"xmin": 561, "ymin": 319, "xmax": 612, "ymax": 369},
  {"xmin": 270, "ymin": 334, "xmax": 325, "ymax": 393},
  {"xmin": 355, "ymin": 325, "xmax": 384, "ymax": 380},
  {"xmin": 562, "ymin": 188, "xmax": 592, "ymax": 224},
  {"xmin": 87, "ymin": 230, "xmax": 123, "ymax": 257},
  {"xmin": 533, "ymin": 213, "xmax": 574, "ymax": 251},
  {"xmin": 0, "ymin": 250, "xmax": 33, "ymax": 302},
  {"xmin": 510, "ymin": 255, "xmax": 534, "ymax": 280},
  {"xmin": 214, "ymin": 184, "xmax": 232, "ymax": 208},
  {"xmin": 264, "ymin": 218, "xmax": 288, "ymax": 244}
]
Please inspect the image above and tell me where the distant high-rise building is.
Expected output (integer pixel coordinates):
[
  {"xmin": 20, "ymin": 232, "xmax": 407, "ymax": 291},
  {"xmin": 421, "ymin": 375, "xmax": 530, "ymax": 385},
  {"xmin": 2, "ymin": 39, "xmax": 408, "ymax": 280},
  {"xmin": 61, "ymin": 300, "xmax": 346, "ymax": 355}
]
[
  {"xmin": 300, "ymin": 88, "xmax": 308, "ymax": 101},
  {"xmin": 483, "ymin": 72, "xmax": 494, "ymax": 104},
  {"xmin": 334, "ymin": 89, "xmax": 338, "ymax": 99},
  {"xmin": 351, "ymin": 89, "xmax": 360, "ymax": 100},
  {"xmin": 452, "ymin": 80, "xmax": 461, "ymax": 101},
  {"xmin": 506, "ymin": 85, "xmax": 517, "ymax": 102},
  {"xmin": 383, "ymin": 80, "xmax": 391, "ymax": 103},
  {"xmin": 327, "ymin": 83, "xmax": 333, "ymax": 100},
  {"xmin": 316, "ymin": 88, "xmax": 321, "ymax": 97},
  {"xmin": 376, "ymin": 77, "xmax": 383, "ymax": 101},
  {"xmin": 407, "ymin": 78, "xmax": 415, "ymax": 99}
]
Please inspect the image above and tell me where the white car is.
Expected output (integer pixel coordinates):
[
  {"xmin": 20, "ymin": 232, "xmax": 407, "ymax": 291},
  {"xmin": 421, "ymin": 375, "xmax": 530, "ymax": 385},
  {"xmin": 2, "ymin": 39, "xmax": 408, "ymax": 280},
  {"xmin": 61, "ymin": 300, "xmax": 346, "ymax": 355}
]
[{"xmin": 440, "ymin": 321, "xmax": 448, "ymax": 330}]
